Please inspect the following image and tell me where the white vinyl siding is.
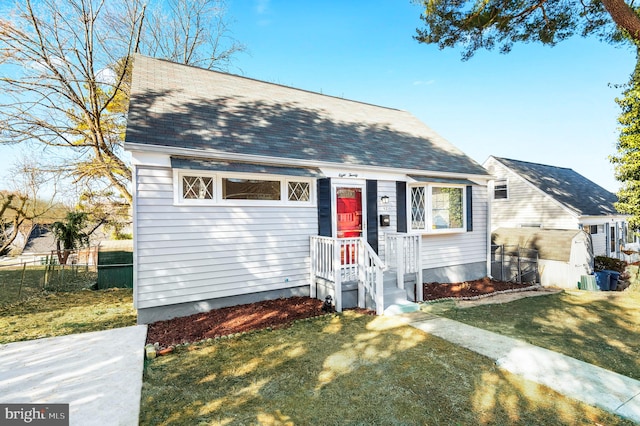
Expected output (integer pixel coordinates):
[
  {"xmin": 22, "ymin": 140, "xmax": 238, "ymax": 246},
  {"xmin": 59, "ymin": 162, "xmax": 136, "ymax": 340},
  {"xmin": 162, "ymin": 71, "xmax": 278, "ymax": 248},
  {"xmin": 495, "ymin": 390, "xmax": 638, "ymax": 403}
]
[
  {"xmin": 135, "ymin": 166, "xmax": 317, "ymax": 309},
  {"xmin": 377, "ymin": 180, "xmax": 397, "ymax": 263},
  {"xmin": 486, "ymin": 160, "xmax": 578, "ymax": 230},
  {"xmin": 422, "ymin": 185, "xmax": 488, "ymax": 268}
]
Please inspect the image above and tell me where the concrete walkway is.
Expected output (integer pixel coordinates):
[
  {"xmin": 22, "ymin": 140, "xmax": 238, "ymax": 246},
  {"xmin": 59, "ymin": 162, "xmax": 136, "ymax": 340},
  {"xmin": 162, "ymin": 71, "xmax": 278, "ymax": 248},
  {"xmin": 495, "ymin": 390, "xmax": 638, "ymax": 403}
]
[
  {"xmin": 0, "ymin": 325, "xmax": 147, "ymax": 426},
  {"xmin": 401, "ymin": 312, "xmax": 640, "ymax": 423}
]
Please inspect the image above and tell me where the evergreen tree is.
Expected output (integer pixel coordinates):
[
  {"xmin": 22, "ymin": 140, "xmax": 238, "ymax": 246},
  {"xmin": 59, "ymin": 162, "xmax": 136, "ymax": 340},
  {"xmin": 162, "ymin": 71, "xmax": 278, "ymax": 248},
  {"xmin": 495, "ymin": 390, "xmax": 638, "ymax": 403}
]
[
  {"xmin": 51, "ymin": 212, "xmax": 89, "ymax": 265},
  {"xmin": 611, "ymin": 45, "xmax": 640, "ymax": 230}
]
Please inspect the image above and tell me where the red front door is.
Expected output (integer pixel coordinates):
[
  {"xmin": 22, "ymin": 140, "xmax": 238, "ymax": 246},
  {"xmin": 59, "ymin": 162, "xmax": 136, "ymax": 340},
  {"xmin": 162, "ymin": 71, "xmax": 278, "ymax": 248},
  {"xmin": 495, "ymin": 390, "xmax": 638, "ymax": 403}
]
[{"xmin": 336, "ymin": 187, "xmax": 363, "ymax": 238}]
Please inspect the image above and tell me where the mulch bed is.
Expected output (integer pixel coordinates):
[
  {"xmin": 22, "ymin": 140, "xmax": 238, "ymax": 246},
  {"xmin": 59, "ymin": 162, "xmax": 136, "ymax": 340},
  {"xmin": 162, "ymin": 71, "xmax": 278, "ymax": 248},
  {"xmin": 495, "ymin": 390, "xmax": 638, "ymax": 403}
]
[
  {"xmin": 423, "ymin": 277, "xmax": 535, "ymax": 300},
  {"xmin": 146, "ymin": 279, "xmax": 535, "ymax": 349},
  {"xmin": 146, "ymin": 296, "xmax": 325, "ymax": 348}
]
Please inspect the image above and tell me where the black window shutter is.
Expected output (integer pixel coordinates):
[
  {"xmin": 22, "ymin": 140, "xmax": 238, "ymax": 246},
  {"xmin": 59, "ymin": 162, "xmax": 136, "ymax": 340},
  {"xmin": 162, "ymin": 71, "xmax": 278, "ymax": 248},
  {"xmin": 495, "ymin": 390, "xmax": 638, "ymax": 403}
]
[
  {"xmin": 466, "ymin": 185, "xmax": 473, "ymax": 232},
  {"xmin": 366, "ymin": 180, "xmax": 379, "ymax": 253},
  {"xmin": 317, "ymin": 178, "xmax": 332, "ymax": 237},
  {"xmin": 396, "ymin": 181, "xmax": 407, "ymax": 233}
]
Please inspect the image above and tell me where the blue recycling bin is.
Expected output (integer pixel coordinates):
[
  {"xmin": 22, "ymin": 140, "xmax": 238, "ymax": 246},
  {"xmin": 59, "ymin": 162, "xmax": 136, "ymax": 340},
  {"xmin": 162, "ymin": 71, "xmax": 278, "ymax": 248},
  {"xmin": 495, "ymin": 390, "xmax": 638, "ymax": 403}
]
[
  {"xmin": 605, "ymin": 270, "xmax": 621, "ymax": 291},
  {"xmin": 594, "ymin": 271, "xmax": 610, "ymax": 291}
]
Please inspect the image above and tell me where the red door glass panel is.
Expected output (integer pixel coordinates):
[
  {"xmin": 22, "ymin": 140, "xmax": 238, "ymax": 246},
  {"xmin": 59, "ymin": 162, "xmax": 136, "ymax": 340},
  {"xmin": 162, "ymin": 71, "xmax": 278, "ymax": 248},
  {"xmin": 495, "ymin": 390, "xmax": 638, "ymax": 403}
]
[{"xmin": 336, "ymin": 187, "xmax": 362, "ymax": 238}]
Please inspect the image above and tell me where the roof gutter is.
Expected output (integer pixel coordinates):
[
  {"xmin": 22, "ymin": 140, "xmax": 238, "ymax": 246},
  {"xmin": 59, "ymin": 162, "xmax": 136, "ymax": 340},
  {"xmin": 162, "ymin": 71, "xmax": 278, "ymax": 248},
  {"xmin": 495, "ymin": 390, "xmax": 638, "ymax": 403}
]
[{"xmin": 124, "ymin": 142, "xmax": 493, "ymax": 182}]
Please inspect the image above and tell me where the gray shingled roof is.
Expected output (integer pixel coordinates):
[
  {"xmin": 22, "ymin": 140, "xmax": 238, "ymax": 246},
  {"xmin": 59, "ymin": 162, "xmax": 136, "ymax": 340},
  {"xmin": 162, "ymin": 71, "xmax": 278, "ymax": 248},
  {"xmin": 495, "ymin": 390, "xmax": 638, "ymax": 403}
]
[
  {"xmin": 125, "ymin": 55, "xmax": 489, "ymax": 176},
  {"xmin": 495, "ymin": 157, "xmax": 618, "ymax": 216}
]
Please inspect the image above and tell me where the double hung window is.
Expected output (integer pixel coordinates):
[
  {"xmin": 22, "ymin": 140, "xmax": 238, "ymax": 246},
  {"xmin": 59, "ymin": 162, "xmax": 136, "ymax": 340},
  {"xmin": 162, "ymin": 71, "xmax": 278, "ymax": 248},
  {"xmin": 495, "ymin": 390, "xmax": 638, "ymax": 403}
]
[
  {"xmin": 494, "ymin": 179, "xmax": 508, "ymax": 199},
  {"xmin": 410, "ymin": 185, "xmax": 466, "ymax": 232}
]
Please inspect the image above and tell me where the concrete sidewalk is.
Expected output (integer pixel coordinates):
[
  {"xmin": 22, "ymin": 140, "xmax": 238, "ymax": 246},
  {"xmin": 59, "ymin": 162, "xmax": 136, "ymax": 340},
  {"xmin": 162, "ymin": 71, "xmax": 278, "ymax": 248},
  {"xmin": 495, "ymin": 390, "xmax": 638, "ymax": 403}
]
[
  {"xmin": 0, "ymin": 325, "xmax": 147, "ymax": 426},
  {"xmin": 402, "ymin": 312, "xmax": 640, "ymax": 423}
]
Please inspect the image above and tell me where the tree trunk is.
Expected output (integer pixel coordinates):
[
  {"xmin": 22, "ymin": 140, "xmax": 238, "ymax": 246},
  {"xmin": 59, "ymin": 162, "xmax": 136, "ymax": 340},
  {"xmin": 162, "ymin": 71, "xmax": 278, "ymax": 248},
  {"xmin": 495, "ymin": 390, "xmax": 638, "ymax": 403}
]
[
  {"xmin": 601, "ymin": 0, "xmax": 640, "ymax": 42},
  {"xmin": 56, "ymin": 240, "xmax": 70, "ymax": 265}
]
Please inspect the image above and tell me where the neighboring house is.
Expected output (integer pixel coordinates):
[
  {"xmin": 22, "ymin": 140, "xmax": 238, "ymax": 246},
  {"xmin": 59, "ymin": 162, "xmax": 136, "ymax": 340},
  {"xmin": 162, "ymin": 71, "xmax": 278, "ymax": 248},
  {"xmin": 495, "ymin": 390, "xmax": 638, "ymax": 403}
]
[
  {"xmin": 21, "ymin": 224, "xmax": 55, "ymax": 254},
  {"xmin": 483, "ymin": 156, "xmax": 629, "ymax": 260},
  {"xmin": 124, "ymin": 55, "xmax": 492, "ymax": 324}
]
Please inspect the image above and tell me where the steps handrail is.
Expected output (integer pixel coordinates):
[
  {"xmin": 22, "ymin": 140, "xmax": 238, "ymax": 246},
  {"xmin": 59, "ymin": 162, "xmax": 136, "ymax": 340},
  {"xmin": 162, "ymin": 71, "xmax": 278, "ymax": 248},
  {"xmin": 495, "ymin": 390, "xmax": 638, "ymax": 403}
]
[
  {"xmin": 310, "ymin": 236, "xmax": 388, "ymax": 314},
  {"xmin": 361, "ymin": 239, "xmax": 386, "ymax": 315}
]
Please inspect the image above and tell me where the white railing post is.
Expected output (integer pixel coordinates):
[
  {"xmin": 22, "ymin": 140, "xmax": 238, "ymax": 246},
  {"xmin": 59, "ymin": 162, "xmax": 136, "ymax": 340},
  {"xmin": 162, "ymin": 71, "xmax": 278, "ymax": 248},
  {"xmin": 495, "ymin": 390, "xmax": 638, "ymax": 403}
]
[
  {"xmin": 385, "ymin": 236, "xmax": 393, "ymax": 269},
  {"xmin": 310, "ymin": 237, "xmax": 317, "ymax": 298},
  {"xmin": 396, "ymin": 237, "xmax": 405, "ymax": 290},
  {"xmin": 334, "ymin": 238, "xmax": 342, "ymax": 313},
  {"xmin": 357, "ymin": 238, "xmax": 365, "ymax": 309},
  {"xmin": 375, "ymin": 262, "xmax": 384, "ymax": 315},
  {"xmin": 416, "ymin": 236, "xmax": 423, "ymax": 301}
]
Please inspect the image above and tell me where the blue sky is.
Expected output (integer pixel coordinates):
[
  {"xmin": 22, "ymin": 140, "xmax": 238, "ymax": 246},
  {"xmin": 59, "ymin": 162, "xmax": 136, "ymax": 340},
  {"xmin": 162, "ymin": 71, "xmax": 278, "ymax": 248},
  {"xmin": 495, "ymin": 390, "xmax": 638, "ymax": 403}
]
[
  {"xmin": 0, "ymin": 0, "xmax": 635, "ymax": 193},
  {"xmin": 224, "ymin": 0, "xmax": 636, "ymax": 192}
]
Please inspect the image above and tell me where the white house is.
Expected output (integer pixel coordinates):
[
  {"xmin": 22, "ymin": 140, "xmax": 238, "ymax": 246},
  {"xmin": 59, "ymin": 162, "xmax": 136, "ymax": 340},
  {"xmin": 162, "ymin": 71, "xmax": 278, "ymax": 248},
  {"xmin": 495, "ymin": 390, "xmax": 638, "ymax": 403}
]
[
  {"xmin": 483, "ymin": 156, "xmax": 629, "ymax": 260},
  {"xmin": 124, "ymin": 55, "xmax": 492, "ymax": 323}
]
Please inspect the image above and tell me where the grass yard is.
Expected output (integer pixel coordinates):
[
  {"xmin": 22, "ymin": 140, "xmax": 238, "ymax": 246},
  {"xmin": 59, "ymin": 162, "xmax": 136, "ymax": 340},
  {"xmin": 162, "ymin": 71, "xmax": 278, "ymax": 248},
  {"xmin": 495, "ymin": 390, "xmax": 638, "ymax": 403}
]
[
  {"xmin": 0, "ymin": 265, "xmax": 97, "ymax": 307},
  {"xmin": 0, "ymin": 288, "xmax": 136, "ymax": 344},
  {"xmin": 435, "ymin": 290, "xmax": 640, "ymax": 380},
  {"xmin": 140, "ymin": 311, "xmax": 631, "ymax": 425}
]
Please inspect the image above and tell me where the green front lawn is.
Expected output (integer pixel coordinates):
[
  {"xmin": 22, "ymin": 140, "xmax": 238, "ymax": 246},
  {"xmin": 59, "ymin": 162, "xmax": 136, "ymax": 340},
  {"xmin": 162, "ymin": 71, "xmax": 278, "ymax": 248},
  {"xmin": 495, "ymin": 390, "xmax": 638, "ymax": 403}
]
[
  {"xmin": 140, "ymin": 311, "xmax": 631, "ymax": 425},
  {"xmin": 436, "ymin": 290, "xmax": 640, "ymax": 380},
  {"xmin": 2, "ymin": 287, "xmax": 635, "ymax": 424},
  {"xmin": 0, "ymin": 288, "xmax": 136, "ymax": 344}
]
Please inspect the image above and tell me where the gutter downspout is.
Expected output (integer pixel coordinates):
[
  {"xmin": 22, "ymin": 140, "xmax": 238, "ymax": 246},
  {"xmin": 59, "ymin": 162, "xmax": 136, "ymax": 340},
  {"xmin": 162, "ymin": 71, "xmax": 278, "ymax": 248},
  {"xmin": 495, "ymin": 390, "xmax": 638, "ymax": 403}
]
[{"xmin": 487, "ymin": 180, "xmax": 494, "ymax": 279}]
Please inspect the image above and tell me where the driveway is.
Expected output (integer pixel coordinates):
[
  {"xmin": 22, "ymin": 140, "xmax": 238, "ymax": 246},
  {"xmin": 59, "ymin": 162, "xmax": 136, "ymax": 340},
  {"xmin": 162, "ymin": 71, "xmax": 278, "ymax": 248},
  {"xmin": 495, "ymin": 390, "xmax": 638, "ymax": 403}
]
[{"xmin": 0, "ymin": 325, "xmax": 147, "ymax": 426}]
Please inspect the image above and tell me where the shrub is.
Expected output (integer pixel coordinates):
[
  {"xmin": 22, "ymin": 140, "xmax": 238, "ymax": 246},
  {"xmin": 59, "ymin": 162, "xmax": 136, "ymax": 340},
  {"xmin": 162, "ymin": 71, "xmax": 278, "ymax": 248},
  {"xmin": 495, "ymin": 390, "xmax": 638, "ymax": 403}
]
[{"xmin": 594, "ymin": 256, "xmax": 626, "ymax": 273}]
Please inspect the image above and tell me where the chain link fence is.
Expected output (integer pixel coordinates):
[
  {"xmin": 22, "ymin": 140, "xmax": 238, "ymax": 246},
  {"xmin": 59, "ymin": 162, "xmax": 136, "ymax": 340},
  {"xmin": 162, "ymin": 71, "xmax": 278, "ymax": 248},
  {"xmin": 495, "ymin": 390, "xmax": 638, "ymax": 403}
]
[{"xmin": 491, "ymin": 244, "xmax": 539, "ymax": 284}]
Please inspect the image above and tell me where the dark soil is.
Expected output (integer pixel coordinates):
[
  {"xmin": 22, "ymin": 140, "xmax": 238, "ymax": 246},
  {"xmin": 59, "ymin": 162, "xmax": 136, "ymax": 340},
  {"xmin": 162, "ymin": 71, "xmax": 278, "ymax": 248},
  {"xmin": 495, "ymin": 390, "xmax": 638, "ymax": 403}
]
[{"xmin": 146, "ymin": 279, "xmax": 535, "ymax": 349}]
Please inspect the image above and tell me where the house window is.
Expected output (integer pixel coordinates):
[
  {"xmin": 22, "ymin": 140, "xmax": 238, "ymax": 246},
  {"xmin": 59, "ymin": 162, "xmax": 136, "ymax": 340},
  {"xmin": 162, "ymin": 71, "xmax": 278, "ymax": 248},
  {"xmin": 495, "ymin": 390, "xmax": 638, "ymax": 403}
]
[
  {"xmin": 182, "ymin": 175, "xmax": 214, "ymax": 199},
  {"xmin": 583, "ymin": 225, "xmax": 598, "ymax": 234},
  {"xmin": 410, "ymin": 185, "xmax": 466, "ymax": 232},
  {"xmin": 174, "ymin": 170, "xmax": 314, "ymax": 205},
  {"xmin": 494, "ymin": 179, "xmax": 508, "ymax": 199},
  {"xmin": 432, "ymin": 187, "xmax": 463, "ymax": 229},
  {"xmin": 222, "ymin": 178, "xmax": 280, "ymax": 200},
  {"xmin": 411, "ymin": 186, "xmax": 426, "ymax": 230},
  {"xmin": 611, "ymin": 226, "xmax": 616, "ymax": 253},
  {"xmin": 288, "ymin": 181, "xmax": 310, "ymax": 201},
  {"xmin": 626, "ymin": 223, "xmax": 635, "ymax": 243}
]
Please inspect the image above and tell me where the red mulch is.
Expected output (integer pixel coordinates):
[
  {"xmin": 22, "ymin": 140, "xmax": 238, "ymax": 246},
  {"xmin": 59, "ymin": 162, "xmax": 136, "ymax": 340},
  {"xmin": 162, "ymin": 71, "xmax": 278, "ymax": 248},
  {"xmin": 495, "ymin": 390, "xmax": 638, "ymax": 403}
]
[
  {"xmin": 146, "ymin": 296, "xmax": 325, "ymax": 349},
  {"xmin": 423, "ymin": 277, "xmax": 535, "ymax": 300},
  {"xmin": 146, "ymin": 279, "xmax": 535, "ymax": 349}
]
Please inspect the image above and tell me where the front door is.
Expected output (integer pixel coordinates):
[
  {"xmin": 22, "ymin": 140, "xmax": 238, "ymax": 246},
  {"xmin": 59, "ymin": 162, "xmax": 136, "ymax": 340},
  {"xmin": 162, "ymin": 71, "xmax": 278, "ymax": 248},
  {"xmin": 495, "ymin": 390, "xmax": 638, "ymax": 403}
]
[{"xmin": 335, "ymin": 187, "xmax": 363, "ymax": 238}]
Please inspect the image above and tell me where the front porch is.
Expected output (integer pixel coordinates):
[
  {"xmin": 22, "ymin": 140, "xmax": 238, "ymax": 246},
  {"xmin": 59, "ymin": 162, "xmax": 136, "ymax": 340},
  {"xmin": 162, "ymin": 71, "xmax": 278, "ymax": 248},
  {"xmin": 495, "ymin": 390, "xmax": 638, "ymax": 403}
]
[{"xmin": 310, "ymin": 234, "xmax": 423, "ymax": 314}]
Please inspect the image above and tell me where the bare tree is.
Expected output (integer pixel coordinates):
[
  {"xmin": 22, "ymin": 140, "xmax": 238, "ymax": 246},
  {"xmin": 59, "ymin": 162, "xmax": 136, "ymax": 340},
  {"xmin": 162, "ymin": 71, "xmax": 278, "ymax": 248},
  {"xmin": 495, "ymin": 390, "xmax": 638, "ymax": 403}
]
[
  {"xmin": 0, "ymin": 157, "xmax": 62, "ymax": 255},
  {"xmin": 0, "ymin": 0, "xmax": 144, "ymax": 204},
  {"xmin": 0, "ymin": 0, "xmax": 244, "ymax": 209},
  {"xmin": 0, "ymin": 192, "xmax": 29, "ymax": 255},
  {"xmin": 140, "ymin": 0, "xmax": 245, "ymax": 70}
]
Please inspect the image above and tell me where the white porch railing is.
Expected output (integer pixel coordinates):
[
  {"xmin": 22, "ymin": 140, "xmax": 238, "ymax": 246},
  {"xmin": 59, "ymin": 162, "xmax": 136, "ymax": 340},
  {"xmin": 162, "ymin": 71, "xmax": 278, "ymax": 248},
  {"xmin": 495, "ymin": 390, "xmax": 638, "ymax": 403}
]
[
  {"xmin": 310, "ymin": 236, "xmax": 385, "ymax": 314},
  {"xmin": 360, "ymin": 240, "xmax": 385, "ymax": 315},
  {"xmin": 385, "ymin": 233, "xmax": 423, "ymax": 301}
]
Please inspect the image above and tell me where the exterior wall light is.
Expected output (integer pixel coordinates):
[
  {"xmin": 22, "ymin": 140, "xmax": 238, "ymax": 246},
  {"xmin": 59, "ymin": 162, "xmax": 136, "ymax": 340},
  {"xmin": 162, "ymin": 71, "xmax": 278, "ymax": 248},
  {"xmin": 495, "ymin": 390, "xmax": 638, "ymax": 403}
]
[{"xmin": 380, "ymin": 195, "xmax": 390, "ymax": 204}]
